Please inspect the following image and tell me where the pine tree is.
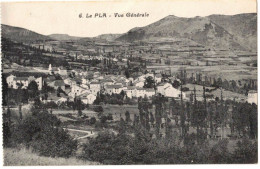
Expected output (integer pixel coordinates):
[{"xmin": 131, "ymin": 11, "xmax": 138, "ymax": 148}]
[
  {"xmin": 19, "ymin": 104, "xmax": 23, "ymax": 120},
  {"xmin": 180, "ymin": 84, "xmax": 186, "ymax": 138},
  {"xmin": 125, "ymin": 111, "xmax": 131, "ymax": 123}
]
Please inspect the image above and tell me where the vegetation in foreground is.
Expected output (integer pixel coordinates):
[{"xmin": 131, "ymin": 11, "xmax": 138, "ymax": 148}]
[
  {"xmin": 79, "ymin": 127, "xmax": 257, "ymax": 164},
  {"xmin": 4, "ymin": 147, "xmax": 99, "ymax": 166},
  {"xmin": 3, "ymin": 91, "xmax": 258, "ymax": 165}
]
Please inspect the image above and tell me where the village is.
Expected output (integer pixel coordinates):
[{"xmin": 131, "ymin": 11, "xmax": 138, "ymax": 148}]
[{"xmin": 1, "ymin": 8, "xmax": 258, "ymax": 165}]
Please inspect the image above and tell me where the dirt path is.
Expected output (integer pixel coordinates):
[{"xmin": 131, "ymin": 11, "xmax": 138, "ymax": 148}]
[{"xmin": 64, "ymin": 128, "xmax": 96, "ymax": 139}]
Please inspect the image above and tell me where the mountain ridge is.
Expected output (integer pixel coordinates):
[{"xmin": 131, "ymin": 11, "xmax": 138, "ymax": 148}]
[
  {"xmin": 1, "ymin": 24, "xmax": 54, "ymax": 43},
  {"xmin": 116, "ymin": 13, "xmax": 257, "ymax": 51},
  {"xmin": 1, "ymin": 13, "xmax": 257, "ymax": 51},
  {"xmin": 48, "ymin": 34, "xmax": 82, "ymax": 41}
]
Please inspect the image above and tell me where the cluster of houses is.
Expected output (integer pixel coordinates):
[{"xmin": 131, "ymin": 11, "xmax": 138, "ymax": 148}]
[
  {"xmin": 6, "ymin": 66, "xmax": 188, "ymax": 105},
  {"xmin": 6, "ymin": 75, "xmax": 43, "ymax": 90},
  {"xmin": 6, "ymin": 67, "xmax": 257, "ymax": 106}
]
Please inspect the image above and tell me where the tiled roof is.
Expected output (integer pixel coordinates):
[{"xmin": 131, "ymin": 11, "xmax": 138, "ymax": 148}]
[
  {"xmin": 106, "ymin": 85, "xmax": 123, "ymax": 89},
  {"xmin": 126, "ymin": 86, "xmax": 137, "ymax": 90},
  {"xmin": 90, "ymin": 81, "xmax": 100, "ymax": 84},
  {"xmin": 14, "ymin": 77, "xmax": 28, "ymax": 81},
  {"xmin": 144, "ymin": 88, "xmax": 155, "ymax": 92},
  {"xmin": 248, "ymin": 90, "xmax": 257, "ymax": 94},
  {"xmin": 54, "ymin": 80, "xmax": 65, "ymax": 86}
]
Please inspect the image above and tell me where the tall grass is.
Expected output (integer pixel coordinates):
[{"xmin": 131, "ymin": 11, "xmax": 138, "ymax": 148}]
[{"xmin": 4, "ymin": 148, "xmax": 99, "ymax": 166}]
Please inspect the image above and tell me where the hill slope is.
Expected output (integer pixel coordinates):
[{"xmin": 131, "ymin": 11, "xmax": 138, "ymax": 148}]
[
  {"xmin": 96, "ymin": 34, "xmax": 121, "ymax": 41},
  {"xmin": 208, "ymin": 13, "xmax": 257, "ymax": 51},
  {"xmin": 4, "ymin": 148, "xmax": 99, "ymax": 166},
  {"xmin": 1, "ymin": 24, "xmax": 53, "ymax": 43},
  {"xmin": 116, "ymin": 13, "xmax": 256, "ymax": 51},
  {"xmin": 49, "ymin": 34, "xmax": 82, "ymax": 41}
]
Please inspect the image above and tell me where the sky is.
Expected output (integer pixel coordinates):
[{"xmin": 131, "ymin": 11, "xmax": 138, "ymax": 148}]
[{"xmin": 1, "ymin": 0, "xmax": 257, "ymax": 37}]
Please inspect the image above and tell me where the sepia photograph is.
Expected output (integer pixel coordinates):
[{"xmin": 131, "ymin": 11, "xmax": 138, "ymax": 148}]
[{"xmin": 0, "ymin": 0, "xmax": 258, "ymax": 166}]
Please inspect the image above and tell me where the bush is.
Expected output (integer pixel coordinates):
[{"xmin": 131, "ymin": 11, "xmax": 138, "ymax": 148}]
[
  {"xmin": 10, "ymin": 109, "xmax": 78, "ymax": 158},
  {"xmin": 209, "ymin": 139, "xmax": 231, "ymax": 163},
  {"xmin": 93, "ymin": 106, "xmax": 103, "ymax": 113},
  {"xmin": 90, "ymin": 117, "xmax": 96, "ymax": 125},
  {"xmin": 30, "ymin": 128, "xmax": 78, "ymax": 158},
  {"xmin": 107, "ymin": 113, "xmax": 113, "ymax": 121},
  {"xmin": 181, "ymin": 87, "xmax": 189, "ymax": 92},
  {"xmin": 80, "ymin": 131, "xmax": 134, "ymax": 164},
  {"xmin": 232, "ymin": 139, "xmax": 258, "ymax": 163}
]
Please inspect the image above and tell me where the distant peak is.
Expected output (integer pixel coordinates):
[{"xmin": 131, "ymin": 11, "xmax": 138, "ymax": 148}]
[{"xmin": 164, "ymin": 15, "xmax": 178, "ymax": 19}]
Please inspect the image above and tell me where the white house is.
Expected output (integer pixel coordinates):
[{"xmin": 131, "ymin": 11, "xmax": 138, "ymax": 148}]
[
  {"xmin": 102, "ymin": 79, "xmax": 114, "ymax": 88},
  {"xmin": 157, "ymin": 82, "xmax": 185, "ymax": 99},
  {"xmin": 144, "ymin": 88, "xmax": 155, "ymax": 98},
  {"xmin": 58, "ymin": 68, "xmax": 68, "ymax": 76},
  {"xmin": 135, "ymin": 75, "xmax": 146, "ymax": 82},
  {"xmin": 89, "ymin": 81, "xmax": 101, "ymax": 95},
  {"xmin": 6, "ymin": 75, "xmax": 43, "ymax": 90},
  {"xmin": 248, "ymin": 90, "xmax": 257, "ymax": 105},
  {"xmin": 105, "ymin": 84, "xmax": 125, "ymax": 95},
  {"xmin": 13, "ymin": 77, "xmax": 29, "ymax": 89},
  {"xmin": 81, "ymin": 78, "xmax": 89, "ymax": 85},
  {"xmin": 35, "ymin": 77, "xmax": 43, "ymax": 90},
  {"xmin": 124, "ymin": 86, "xmax": 136, "ymax": 98},
  {"xmin": 155, "ymin": 74, "xmax": 162, "ymax": 83},
  {"xmin": 157, "ymin": 83, "xmax": 172, "ymax": 95},
  {"xmin": 70, "ymin": 84, "xmax": 89, "ymax": 97},
  {"xmin": 64, "ymin": 78, "xmax": 76, "ymax": 86},
  {"xmin": 136, "ymin": 88, "xmax": 146, "ymax": 98},
  {"xmin": 56, "ymin": 97, "xmax": 69, "ymax": 104},
  {"xmin": 79, "ymin": 93, "xmax": 96, "ymax": 104},
  {"xmin": 164, "ymin": 86, "xmax": 185, "ymax": 99},
  {"xmin": 134, "ymin": 81, "xmax": 144, "ymax": 88},
  {"xmin": 124, "ymin": 87, "xmax": 155, "ymax": 98}
]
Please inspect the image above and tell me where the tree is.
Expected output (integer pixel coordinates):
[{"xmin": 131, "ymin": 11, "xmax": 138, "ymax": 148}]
[
  {"xmin": 172, "ymin": 80, "xmax": 181, "ymax": 88},
  {"xmin": 144, "ymin": 76, "xmax": 155, "ymax": 88},
  {"xmin": 232, "ymin": 139, "xmax": 257, "ymax": 163},
  {"xmin": 28, "ymin": 80, "xmax": 39, "ymax": 99},
  {"xmin": 57, "ymin": 87, "xmax": 62, "ymax": 97},
  {"xmin": 90, "ymin": 117, "xmax": 96, "ymax": 125},
  {"xmin": 100, "ymin": 115, "xmax": 108, "ymax": 124},
  {"xmin": 125, "ymin": 69, "xmax": 130, "ymax": 78},
  {"xmin": 2, "ymin": 75, "xmax": 8, "ymax": 106},
  {"xmin": 125, "ymin": 111, "xmax": 131, "ymax": 123},
  {"xmin": 209, "ymin": 139, "xmax": 231, "ymax": 163},
  {"xmin": 76, "ymin": 98, "xmax": 83, "ymax": 117},
  {"xmin": 19, "ymin": 104, "xmax": 23, "ymax": 120},
  {"xmin": 28, "ymin": 80, "xmax": 38, "ymax": 91}
]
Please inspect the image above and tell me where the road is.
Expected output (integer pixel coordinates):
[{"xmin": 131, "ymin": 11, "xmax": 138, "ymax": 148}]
[{"xmin": 63, "ymin": 128, "xmax": 96, "ymax": 139}]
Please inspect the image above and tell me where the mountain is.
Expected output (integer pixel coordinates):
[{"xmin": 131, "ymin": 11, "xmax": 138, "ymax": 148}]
[
  {"xmin": 116, "ymin": 13, "xmax": 257, "ymax": 51},
  {"xmin": 1, "ymin": 24, "xmax": 53, "ymax": 43},
  {"xmin": 208, "ymin": 13, "xmax": 257, "ymax": 52},
  {"xmin": 48, "ymin": 34, "xmax": 82, "ymax": 41},
  {"xmin": 96, "ymin": 34, "xmax": 121, "ymax": 41}
]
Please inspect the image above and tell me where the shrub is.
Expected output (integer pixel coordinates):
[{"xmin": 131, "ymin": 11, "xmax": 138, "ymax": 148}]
[
  {"xmin": 90, "ymin": 117, "xmax": 96, "ymax": 125},
  {"xmin": 232, "ymin": 139, "xmax": 258, "ymax": 164},
  {"xmin": 93, "ymin": 106, "xmax": 103, "ymax": 113},
  {"xmin": 30, "ymin": 128, "xmax": 78, "ymax": 158},
  {"xmin": 209, "ymin": 139, "xmax": 231, "ymax": 163},
  {"xmin": 10, "ymin": 109, "xmax": 78, "ymax": 158}
]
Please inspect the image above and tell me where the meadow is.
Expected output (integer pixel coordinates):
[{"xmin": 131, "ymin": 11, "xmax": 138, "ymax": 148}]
[{"xmin": 4, "ymin": 148, "xmax": 99, "ymax": 166}]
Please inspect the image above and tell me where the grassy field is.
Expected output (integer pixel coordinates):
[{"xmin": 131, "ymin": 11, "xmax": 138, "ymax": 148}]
[
  {"xmin": 182, "ymin": 83, "xmax": 247, "ymax": 101},
  {"xmin": 148, "ymin": 64, "xmax": 257, "ymax": 81},
  {"xmin": 102, "ymin": 104, "xmax": 139, "ymax": 121},
  {"xmin": 4, "ymin": 148, "xmax": 99, "ymax": 166}
]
